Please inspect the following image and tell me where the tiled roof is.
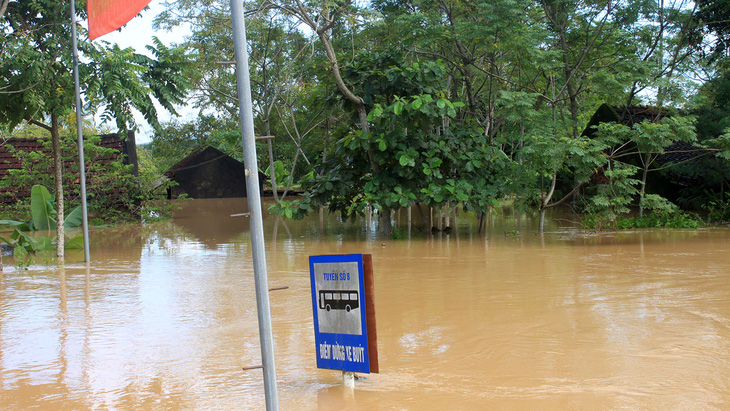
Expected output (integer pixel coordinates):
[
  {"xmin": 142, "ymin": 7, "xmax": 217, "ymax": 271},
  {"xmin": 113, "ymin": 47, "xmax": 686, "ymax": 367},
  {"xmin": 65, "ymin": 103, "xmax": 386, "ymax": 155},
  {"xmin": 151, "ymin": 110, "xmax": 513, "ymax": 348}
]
[
  {"xmin": 164, "ymin": 146, "xmax": 211, "ymax": 178},
  {"xmin": 583, "ymin": 104, "xmax": 673, "ymax": 138},
  {"xmin": 0, "ymin": 133, "xmax": 135, "ymax": 203}
]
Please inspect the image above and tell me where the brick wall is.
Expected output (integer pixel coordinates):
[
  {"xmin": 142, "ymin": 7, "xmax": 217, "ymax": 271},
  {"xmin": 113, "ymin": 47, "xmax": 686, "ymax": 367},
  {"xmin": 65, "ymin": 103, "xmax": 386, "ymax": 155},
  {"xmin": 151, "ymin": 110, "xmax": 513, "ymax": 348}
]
[{"xmin": 0, "ymin": 132, "xmax": 137, "ymax": 203}]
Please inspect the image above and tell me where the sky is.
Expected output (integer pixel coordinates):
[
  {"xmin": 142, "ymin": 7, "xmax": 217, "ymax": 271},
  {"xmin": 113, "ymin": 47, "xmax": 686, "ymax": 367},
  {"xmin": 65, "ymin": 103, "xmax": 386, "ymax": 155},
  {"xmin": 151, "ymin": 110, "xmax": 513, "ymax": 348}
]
[{"xmin": 94, "ymin": 1, "xmax": 193, "ymax": 145}]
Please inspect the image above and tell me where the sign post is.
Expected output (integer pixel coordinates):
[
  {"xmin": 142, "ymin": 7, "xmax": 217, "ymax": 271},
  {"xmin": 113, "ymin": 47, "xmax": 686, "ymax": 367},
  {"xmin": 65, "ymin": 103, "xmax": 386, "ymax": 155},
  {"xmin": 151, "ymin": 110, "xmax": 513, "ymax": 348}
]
[
  {"xmin": 230, "ymin": 0, "xmax": 278, "ymax": 408},
  {"xmin": 309, "ymin": 254, "xmax": 378, "ymax": 383}
]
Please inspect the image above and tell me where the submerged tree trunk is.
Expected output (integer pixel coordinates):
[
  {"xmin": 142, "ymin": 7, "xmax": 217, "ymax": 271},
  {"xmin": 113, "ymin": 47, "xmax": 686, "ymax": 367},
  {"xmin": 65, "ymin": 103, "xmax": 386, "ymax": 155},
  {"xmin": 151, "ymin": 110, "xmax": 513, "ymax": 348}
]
[
  {"xmin": 263, "ymin": 113, "xmax": 279, "ymax": 203},
  {"xmin": 381, "ymin": 207, "xmax": 392, "ymax": 237},
  {"xmin": 415, "ymin": 203, "xmax": 428, "ymax": 231},
  {"xmin": 538, "ymin": 172, "xmax": 558, "ymax": 232},
  {"xmin": 267, "ymin": 139, "xmax": 278, "ymax": 202},
  {"xmin": 539, "ymin": 208, "xmax": 547, "ymax": 232},
  {"xmin": 639, "ymin": 153, "xmax": 651, "ymax": 219}
]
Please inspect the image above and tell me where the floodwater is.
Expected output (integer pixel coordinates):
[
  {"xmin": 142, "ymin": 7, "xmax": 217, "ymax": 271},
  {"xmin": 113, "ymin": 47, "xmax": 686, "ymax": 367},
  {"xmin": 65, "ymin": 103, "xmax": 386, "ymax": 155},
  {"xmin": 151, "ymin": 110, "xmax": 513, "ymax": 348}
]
[{"xmin": 2, "ymin": 198, "xmax": 730, "ymax": 409}]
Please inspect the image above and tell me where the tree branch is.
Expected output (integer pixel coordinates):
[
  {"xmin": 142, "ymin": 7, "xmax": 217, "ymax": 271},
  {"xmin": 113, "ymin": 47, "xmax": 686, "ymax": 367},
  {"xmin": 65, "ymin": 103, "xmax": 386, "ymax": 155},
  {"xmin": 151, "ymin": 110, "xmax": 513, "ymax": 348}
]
[
  {"xmin": 27, "ymin": 119, "xmax": 52, "ymax": 132},
  {"xmin": 546, "ymin": 181, "xmax": 587, "ymax": 209},
  {"xmin": 0, "ymin": 0, "xmax": 10, "ymax": 19}
]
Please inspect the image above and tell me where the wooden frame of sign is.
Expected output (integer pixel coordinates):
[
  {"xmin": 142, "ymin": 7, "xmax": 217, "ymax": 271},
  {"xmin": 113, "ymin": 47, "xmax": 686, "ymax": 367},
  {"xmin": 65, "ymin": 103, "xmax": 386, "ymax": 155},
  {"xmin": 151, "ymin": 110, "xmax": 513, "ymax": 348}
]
[
  {"xmin": 363, "ymin": 254, "xmax": 379, "ymax": 373},
  {"xmin": 309, "ymin": 254, "xmax": 379, "ymax": 374}
]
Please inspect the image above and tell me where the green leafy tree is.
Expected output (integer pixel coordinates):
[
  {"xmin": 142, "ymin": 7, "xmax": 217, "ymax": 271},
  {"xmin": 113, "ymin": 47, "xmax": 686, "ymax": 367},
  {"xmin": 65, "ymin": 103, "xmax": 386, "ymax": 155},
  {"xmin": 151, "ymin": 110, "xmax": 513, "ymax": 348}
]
[
  {"xmin": 156, "ymin": 0, "xmax": 338, "ymax": 203},
  {"xmin": 517, "ymin": 127, "xmax": 609, "ymax": 231},
  {"xmin": 0, "ymin": 0, "xmax": 192, "ymax": 261},
  {"xmin": 583, "ymin": 162, "xmax": 642, "ymax": 228},
  {"xmin": 274, "ymin": 58, "xmax": 512, "ymax": 235},
  {"xmin": 596, "ymin": 116, "xmax": 698, "ymax": 217},
  {"xmin": 144, "ymin": 0, "xmax": 722, "ymax": 233},
  {"xmin": 695, "ymin": 0, "xmax": 730, "ymax": 62}
]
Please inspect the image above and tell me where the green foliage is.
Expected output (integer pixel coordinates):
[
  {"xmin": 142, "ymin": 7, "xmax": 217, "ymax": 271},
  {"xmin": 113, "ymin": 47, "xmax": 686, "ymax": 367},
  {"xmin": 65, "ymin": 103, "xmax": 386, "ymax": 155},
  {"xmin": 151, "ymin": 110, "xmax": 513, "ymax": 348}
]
[
  {"xmin": 389, "ymin": 226, "xmax": 407, "ymax": 240},
  {"xmin": 594, "ymin": 116, "xmax": 698, "ymax": 158},
  {"xmin": 695, "ymin": 0, "xmax": 730, "ymax": 61},
  {"xmin": 265, "ymin": 160, "xmax": 291, "ymax": 182},
  {"xmin": 153, "ymin": 0, "xmax": 325, "ymax": 191},
  {"xmin": 0, "ymin": 227, "xmax": 48, "ymax": 269},
  {"xmin": 29, "ymin": 185, "xmax": 83, "ymax": 231},
  {"xmin": 1, "ymin": 2, "xmax": 193, "ymax": 133},
  {"xmin": 269, "ymin": 198, "xmax": 314, "ymax": 220},
  {"xmin": 703, "ymin": 193, "xmax": 730, "ymax": 223},
  {"xmin": 584, "ymin": 163, "xmax": 641, "ymax": 225},
  {"xmin": 1, "ymin": 1, "xmax": 193, "ymax": 246},
  {"xmin": 639, "ymin": 194, "xmax": 678, "ymax": 214},
  {"xmin": 285, "ymin": 81, "xmax": 510, "ymax": 219},
  {"xmin": 0, "ymin": 184, "xmax": 83, "ymax": 266},
  {"xmin": 85, "ymin": 38, "xmax": 193, "ymax": 133},
  {"xmin": 30, "ymin": 185, "xmax": 57, "ymax": 230},
  {"xmin": 588, "ymin": 116, "xmax": 701, "ymax": 217},
  {"xmin": 516, "ymin": 128, "xmax": 609, "ymax": 210},
  {"xmin": 0, "ymin": 134, "xmax": 140, "ymax": 221},
  {"xmin": 2, "ymin": 0, "xmax": 722, "ymax": 233},
  {"xmin": 274, "ymin": 57, "xmax": 507, "ymax": 219},
  {"xmin": 681, "ymin": 60, "xmax": 730, "ymax": 206},
  {"xmin": 155, "ymin": 0, "xmax": 723, "ymax": 230},
  {"xmin": 584, "ymin": 209, "xmax": 702, "ymax": 230}
]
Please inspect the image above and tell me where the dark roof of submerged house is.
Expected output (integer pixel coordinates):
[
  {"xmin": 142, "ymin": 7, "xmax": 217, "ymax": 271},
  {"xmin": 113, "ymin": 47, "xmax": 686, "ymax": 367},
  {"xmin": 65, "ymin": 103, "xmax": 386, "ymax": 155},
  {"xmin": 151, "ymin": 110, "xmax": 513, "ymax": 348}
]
[
  {"xmin": 0, "ymin": 132, "xmax": 138, "ymax": 203},
  {"xmin": 164, "ymin": 146, "xmax": 265, "ymax": 199},
  {"xmin": 164, "ymin": 146, "xmax": 230, "ymax": 178},
  {"xmin": 582, "ymin": 104, "xmax": 675, "ymax": 138},
  {"xmin": 584, "ymin": 103, "xmax": 706, "ymax": 173}
]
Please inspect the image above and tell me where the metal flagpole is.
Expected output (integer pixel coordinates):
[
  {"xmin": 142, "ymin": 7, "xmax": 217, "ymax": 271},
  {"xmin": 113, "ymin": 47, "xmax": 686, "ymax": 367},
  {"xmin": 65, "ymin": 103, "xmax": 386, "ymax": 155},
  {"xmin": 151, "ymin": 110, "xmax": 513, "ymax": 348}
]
[
  {"xmin": 229, "ymin": 0, "xmax": 279, "ymax": 409},
  {"xmin": 70, "ymin": 0, "xmax": 91, "ymax": 262}
]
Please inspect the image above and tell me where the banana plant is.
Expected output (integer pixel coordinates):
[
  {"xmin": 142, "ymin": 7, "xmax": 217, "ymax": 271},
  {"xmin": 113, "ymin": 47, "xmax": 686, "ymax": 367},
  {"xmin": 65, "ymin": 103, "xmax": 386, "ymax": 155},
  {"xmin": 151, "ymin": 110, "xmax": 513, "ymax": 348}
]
[
  {"xmin": 0, "ymin": 185, "xmax": 85, "ymax": 268},
  {"xmin": 29, "ymin": 185, "xmax": 83, "ymax": 230}
]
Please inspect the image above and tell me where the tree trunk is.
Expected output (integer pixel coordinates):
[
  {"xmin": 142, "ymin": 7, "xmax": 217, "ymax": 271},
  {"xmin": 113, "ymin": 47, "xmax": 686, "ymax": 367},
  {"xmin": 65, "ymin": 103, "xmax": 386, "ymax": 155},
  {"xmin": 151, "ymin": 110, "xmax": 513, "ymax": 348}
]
[
  {"xmin": 267, "ymin": 139, "xmax": 279, "ymax": 203},
  {"xmin": 639, "ymin": 158, "xmax": 649, "ymax": 219},
  {"xmin": 538, "ymin": 172, "xmax": 558, "ymax": 232},
  {"xmin": 315, "ymin": 30, "xmax": 379, "ymax": 174},
  {"xmin": 539, "ymin": 208, "xmax": 547, "ymax": 232},
  {"xmin": 51, "ymin": 114, "xmax": 64, "ymax": 264},
  {"xmin": 381, "ymin": 207, "xmax": 392, "ymax": 237},
  {"xmin": 415, "ymin": 202, "xmax": 428, "ymax": 231}
]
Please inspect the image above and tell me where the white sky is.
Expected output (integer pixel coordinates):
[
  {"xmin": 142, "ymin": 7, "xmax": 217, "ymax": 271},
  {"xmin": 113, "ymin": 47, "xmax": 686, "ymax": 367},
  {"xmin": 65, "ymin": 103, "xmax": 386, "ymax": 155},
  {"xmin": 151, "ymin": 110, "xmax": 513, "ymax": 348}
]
[{"xmin": 94, "ymin": 1, "xmax": 194, "ymax": 144}]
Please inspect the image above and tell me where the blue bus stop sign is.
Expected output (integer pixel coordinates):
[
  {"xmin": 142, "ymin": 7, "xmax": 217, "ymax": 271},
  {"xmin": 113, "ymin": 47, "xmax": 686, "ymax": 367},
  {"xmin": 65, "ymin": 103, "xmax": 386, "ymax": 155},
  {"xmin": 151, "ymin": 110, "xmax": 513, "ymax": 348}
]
[{"xmin": 309, "ymin": 254, "xmax": 375, "ymax": 373}]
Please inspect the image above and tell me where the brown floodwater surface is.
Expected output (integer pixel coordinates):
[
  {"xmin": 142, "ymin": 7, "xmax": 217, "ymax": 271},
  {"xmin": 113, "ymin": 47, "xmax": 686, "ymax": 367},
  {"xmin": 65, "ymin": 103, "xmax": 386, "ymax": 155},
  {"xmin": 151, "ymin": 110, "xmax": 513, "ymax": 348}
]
[{"xmin": 2, "ymin": 198, "xmax": 730, "ymax": 409}]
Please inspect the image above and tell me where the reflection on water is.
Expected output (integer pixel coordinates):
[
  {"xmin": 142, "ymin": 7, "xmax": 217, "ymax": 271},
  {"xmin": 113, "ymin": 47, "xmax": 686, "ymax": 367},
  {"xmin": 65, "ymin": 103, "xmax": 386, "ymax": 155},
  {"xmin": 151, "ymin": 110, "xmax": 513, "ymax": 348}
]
[{"xmin": 2, "ymin": 198, "xmax": 730, "ymax": 409}]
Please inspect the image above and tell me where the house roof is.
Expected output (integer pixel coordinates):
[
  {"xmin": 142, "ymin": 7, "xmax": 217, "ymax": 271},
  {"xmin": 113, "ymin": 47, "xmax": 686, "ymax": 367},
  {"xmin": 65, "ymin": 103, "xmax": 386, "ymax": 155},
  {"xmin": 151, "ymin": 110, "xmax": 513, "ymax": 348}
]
[
  {"xmin": 164, "ymin": 146, "xmax": 232, "ymax": 178},
  {"xmin": 0, "ymin": 132, "xmax": 136, "ymax": 203},
  {"xmin": 582, "ymin": 104, "xmax": 675, "ymax": 138},
  {"xmin": 583, "ymin": 103, "xmax": 706, "ymax": 179}
]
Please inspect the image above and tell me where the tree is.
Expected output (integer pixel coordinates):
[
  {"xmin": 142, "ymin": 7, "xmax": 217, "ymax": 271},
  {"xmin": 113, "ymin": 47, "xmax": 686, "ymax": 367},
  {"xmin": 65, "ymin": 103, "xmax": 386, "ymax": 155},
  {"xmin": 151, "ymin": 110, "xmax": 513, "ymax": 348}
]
[
  {"xmin": 517, "ymin": 127, "xmax": 609, "ymax": 231},
  {"xmin": 695, "ymin": 0, "xmax": 730, "ymax": 62},
  {"xmin": 593, "ymin": 115, "xmax": 698, "ymax": 218},
  {"xmin": 144, "ymin": 0, "xmax": 725, "ymax": 232},
  {"xmin": 156, "ymin": 0, "xmax": 336, "ymax": 202},
  {"xmin": 1, "ymin": 0, "xmax": 192, "ymax": 262},
  {"xmin": 273, "ymin": 57, "xmax": 512, "ymax": 235}
]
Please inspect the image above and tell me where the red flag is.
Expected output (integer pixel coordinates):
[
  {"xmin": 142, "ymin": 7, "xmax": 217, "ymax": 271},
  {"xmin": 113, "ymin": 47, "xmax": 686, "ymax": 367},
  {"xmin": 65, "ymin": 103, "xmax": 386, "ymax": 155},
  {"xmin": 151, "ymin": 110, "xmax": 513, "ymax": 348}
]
[{"xmin": 87, "ymin": 0, "xmax": 152, "ymax": 40}]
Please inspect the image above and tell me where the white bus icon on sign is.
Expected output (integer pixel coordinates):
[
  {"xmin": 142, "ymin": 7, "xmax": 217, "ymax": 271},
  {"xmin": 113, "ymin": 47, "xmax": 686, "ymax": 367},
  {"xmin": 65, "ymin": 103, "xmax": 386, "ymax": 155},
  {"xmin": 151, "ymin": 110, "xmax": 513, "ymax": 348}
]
[{"xmin": 319, "ymin": 290, "xmax": 360, "ymax": 312}]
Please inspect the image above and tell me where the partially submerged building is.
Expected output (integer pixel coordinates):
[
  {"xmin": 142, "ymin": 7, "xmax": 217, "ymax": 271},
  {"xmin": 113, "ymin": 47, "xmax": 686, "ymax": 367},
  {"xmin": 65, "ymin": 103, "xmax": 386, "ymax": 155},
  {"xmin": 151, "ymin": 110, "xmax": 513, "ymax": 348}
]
[
  {"xmin": 583, "ymin": 103, "xmax": 711, "ymax": 199},
  {"xmin": 0, "ymin": 132, "xmax": 138, "ymax": 203},
  {"xmin": 584, "ymin": 103, "xmax": 702, "ymax": 165},
  {"xmin": 583, "ymin": 104, "xmax": 669, "ymax": 137},
  {"xmin": 164, "ymin": 146, "xmax": 265, "ymax": 199}
]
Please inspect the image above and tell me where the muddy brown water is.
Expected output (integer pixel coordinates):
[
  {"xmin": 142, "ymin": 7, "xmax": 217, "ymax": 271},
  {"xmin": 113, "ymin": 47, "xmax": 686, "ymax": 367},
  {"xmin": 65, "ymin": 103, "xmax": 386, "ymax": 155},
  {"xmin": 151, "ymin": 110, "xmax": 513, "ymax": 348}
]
[{"xmin": 1, "ymin": 198, "xmax": 730, "ymax": 409}]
